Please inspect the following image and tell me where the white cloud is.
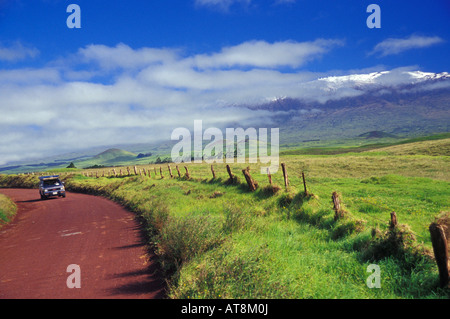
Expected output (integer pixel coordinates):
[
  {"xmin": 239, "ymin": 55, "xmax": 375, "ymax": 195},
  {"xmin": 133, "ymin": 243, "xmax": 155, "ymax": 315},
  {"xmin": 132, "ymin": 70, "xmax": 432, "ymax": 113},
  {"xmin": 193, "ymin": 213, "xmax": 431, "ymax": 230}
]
[
  {"xmin": 192, "ymin": 39, "xmax": 344, "ymax": 69},
  {"xmin": 274, "ymin": 0, "xmax": 296, "ymax": 4},
  {"xmin": 195, "ymin": 0, "xmax": 296, "ymax": 10},
  {"xmin": 371, "ymin": 35, "xmax": 444, "ymax": 57},
  {"xmin": 0, "ymin": 68, "xmax": 60, "ymax": 85},
  {"xmin": 0, "ymin": 42, "xmax": 39, "ymax": 62},
  {"xmin": 195, "ymin": 0, "xmax": 251, "ymax": 11},
  {"xmin": 77, "ymin": 43, "xmax": 179, "ymax": 70}
]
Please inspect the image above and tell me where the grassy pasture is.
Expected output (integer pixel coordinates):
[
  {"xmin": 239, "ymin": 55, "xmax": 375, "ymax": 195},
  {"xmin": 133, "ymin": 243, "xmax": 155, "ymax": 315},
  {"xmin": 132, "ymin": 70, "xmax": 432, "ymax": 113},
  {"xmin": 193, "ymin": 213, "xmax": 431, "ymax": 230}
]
[{"xmin": 1, "ymin": 137, "xmax": 449, "ymax": 298}]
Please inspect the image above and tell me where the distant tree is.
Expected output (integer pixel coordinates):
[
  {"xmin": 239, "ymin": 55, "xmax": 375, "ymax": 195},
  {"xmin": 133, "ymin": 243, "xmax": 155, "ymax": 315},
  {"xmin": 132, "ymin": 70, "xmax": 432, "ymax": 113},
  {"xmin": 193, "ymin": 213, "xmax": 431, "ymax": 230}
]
[
  {"xmin": 137, "ymin": 152, "xmax": 153, "ymax": 159},
  {"xmin": 155, "ymin": 156, "xmax": 162, "ymax": 164},
  {"xmin": 66, "ymin": 162, "xmax": 76, "ymax": 169},
  {"xmin": 84, "ymin": 164, "xmax": 106, "ymax": 169}
]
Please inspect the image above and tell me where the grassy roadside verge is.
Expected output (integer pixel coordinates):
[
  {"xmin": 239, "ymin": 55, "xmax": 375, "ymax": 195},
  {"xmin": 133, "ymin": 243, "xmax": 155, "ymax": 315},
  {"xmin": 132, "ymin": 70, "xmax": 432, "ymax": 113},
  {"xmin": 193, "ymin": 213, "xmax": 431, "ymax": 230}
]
[
  {"xmin": 0, "ymin": 193, "xmax": 17, "ymax": 228},
  {"xmin": 60, "ymin": 172, "xmax": 450, "ymax": 298}
]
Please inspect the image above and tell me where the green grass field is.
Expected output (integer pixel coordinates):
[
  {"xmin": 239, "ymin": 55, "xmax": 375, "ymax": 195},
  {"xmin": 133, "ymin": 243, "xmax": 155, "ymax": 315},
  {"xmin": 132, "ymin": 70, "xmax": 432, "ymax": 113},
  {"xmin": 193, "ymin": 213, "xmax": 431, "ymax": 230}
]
[{"xmin": 1, "ymin": 136, "xmax": 449, "ymax": 298}]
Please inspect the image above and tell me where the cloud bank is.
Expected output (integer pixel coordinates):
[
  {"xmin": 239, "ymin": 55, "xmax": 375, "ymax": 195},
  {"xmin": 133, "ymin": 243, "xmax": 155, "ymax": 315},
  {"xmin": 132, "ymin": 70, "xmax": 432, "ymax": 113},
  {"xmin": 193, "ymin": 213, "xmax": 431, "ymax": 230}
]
[
  {"xmin": 371, "ymin": 35, "xmax": 444, "ymax": 57},
  {"xmin": 0, "ymin": 39, "xmax": 446, "ymax": 165},
  {"xmin": 0, "ymin": 42, "xmax": 39, "ymax": 62}
]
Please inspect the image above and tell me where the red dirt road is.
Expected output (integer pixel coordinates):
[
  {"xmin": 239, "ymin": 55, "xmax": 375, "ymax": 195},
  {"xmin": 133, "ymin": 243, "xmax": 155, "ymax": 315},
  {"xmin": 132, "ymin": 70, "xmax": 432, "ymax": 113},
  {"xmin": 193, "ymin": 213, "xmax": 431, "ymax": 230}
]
[{"xmin": 0, "ymin": 188, "xmax": 165, "ymax": 299}]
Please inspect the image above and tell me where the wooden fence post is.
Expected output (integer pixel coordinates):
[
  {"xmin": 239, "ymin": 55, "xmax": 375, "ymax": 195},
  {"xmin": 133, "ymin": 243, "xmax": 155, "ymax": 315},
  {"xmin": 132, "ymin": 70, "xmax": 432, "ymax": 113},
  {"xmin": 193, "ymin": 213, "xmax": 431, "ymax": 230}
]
[
  {"xmin": 127, "ymin": 167, "xmax": 130, "ymax": 176},
  {"xmin": 281, "ymin": 163, "xmax": 288, "ymax": 189},
  {"xmin": 332, "ymin": 191, "xmax": 344, "ymax": 220},
  {"xmin": 134, "ymin": 166, "xmax": 138, "ymax": 175},
  {"xmin": 211, "ymin": 165, "xmax": 216, "ymax": 179},
  {"xmin": 267, "ymin": 167, "xmax": 272, "ymax": 185},
  {"xmin": 168, "ymin": 165, "xmax": 173, "ymax": 178},
  {"xmin": 226, "ymin": 164, "xmax": 234, "ymax": 180},
  {"xmin": 113, "ymin": 168, "xmax": 117, "ymax": 177},
  {"xmin": 160, "ymin": 167, "xmax": 164, "ymax": 178},
  {"xmin": 242, "ymin": 167, "xmax": 257, "ymax": 191},
  {"xmin": 429, "ymin": 223, "xmax": 449, "ymax": 288},
  {"xmin": 184, "ymin": 166, "xmax": 190, "ymax": 179},
  {"xmin": 302, "ymin": 171, "xmax": 308, "ymax": 195},
  {"xmin": 390, "ymin": 212, "xmax": 398, "ymax": 229},
  {"xmin": 176, "ymin": 165, "xmax": 181, "ymax": 178}
]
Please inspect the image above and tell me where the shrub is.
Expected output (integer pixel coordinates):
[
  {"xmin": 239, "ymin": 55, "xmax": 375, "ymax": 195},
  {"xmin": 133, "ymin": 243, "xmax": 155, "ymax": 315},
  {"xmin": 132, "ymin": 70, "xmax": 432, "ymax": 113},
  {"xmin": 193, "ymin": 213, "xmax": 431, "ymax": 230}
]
[
  {"xmin": 155, "ymin": 213, "xmax": 225, "ymax": 277},
  {"xmin": 0, "ymin": 194, "xmax": 17, "ymax": 226}
]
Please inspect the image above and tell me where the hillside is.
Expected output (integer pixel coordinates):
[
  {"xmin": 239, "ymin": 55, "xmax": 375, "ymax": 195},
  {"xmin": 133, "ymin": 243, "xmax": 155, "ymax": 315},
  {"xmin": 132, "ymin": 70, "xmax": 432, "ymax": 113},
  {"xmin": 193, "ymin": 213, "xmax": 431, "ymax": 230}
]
[
  {"xmin": 367, "ymin": 138, "xmax": 450, "ymax": 156},
  {"xmin": 1, "ymin": 71, "xmax": 449, "ymax": 174},
  {"xmin": 358, "ymin": 131, "xmax": 398, "ymax": 139},
  {"xmin": 252, "ymin": 82, "xmax": 450, "ymax": 145},
  {"xmin": 93, "ymin": 148, "xmax": 137, "ymax": 162},
  {"xmin": 1, "ymin": 133, "xmax": 449, "ymax": 299}
]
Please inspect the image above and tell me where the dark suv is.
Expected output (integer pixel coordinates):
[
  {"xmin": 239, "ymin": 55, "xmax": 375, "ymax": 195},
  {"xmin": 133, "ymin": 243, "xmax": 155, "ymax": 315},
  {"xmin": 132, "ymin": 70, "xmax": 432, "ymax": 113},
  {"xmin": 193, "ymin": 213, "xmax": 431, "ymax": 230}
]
[{"xmin": 39, "ymin": 175, "xmax": 66, "ymax": 200}]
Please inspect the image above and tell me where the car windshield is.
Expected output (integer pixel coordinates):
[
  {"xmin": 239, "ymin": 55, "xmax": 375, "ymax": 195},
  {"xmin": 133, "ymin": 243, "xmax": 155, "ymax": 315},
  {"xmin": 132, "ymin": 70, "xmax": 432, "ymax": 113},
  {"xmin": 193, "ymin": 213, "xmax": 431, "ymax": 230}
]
[{"xmin": 43, "ymin": 179, "xmax": 60, "ymax": 187}]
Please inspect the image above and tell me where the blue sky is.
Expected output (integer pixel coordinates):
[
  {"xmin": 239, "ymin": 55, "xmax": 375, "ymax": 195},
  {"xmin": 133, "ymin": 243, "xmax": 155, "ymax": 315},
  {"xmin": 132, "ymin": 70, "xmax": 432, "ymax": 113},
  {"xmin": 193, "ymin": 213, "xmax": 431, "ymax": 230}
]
[
  {"xmin": 1, "ymin": 0, "xmax": 449, "ymax": 71},
  {"xmin": 0, "ymin": 0, "xmax": 449, "ymax": 164}
]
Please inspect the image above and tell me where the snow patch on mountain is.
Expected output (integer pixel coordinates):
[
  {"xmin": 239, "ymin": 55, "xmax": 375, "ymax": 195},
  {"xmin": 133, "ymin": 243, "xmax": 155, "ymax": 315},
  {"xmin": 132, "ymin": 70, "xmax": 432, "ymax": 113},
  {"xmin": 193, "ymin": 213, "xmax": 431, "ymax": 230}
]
[{"xmin": 317, "ymin": 70, "xmax": 450, "ymax": 91}]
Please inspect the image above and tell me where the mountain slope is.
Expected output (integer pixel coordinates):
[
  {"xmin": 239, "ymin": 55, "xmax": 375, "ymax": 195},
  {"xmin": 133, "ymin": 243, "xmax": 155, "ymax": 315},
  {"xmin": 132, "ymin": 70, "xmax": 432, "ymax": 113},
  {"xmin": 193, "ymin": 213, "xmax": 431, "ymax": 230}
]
[
  {"xmin": 1, "ymin": 70, "xmax": 449, "ymax": 173},
  {"xmin": 93, "ymin": 148, "xmax": 137, "ymax": 162},
  {"xmin": 248, "ymin": 74, "xmax": 450, "ymax": 144}
]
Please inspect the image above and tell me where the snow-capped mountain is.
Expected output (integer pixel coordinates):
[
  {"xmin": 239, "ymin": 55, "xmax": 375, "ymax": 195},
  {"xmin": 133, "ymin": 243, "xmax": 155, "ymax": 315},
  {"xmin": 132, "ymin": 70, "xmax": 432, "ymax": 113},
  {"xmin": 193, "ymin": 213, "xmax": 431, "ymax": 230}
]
[
  {"xmin": 316, "ymin": 70, "xmax": 450, "ymax": 91},
  {"xmin": 245, "ymin": 69, "xmax": 450, "ymax": 142},
  {"xmin": 261, "ymin": 70, "xmax": 450, "ymax": 104}
]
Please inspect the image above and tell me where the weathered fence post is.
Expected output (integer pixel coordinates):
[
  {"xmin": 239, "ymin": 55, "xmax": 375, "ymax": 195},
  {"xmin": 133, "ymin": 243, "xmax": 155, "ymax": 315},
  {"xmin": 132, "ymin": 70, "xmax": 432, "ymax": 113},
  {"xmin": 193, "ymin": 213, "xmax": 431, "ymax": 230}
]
[
  {"xmin": 390, "ymin": 212, "xmax": 398, "ymax": 229},
  {"xmin": 242, "ymin": 167, "xmax": 257, "ymax": 191},
  {"xmin": 184, "ymin": 166, "xmax": 190, "ymax": 179},
  {"xmin": 211, "ymin": 165, "xmax": 216, "ymax": 179},
  {"xmin": 134, "ymin": 166, "xmax": 138, "ymax": 175},
  {"xmin": 332, "ymin": 191, "xmax": 344, "ymax": 220},
  {"xmin": 302, "ymin": 171, "xmax": 308, "ymax": 195},
  {"xmin": 168, "ymin": 164, "xmax": 173, "ymax": 178},
  {"xmin": 113, "ymin": 168, "xmax": 117, "ymax": 177},
  {"xmin": 281, "ymin": 163, "xmax": 288, "ymax": 189},
  {"xmin": 176, "ymin": 165, "xmax": 181, "ymax": 178},
  {"xmin": 127, "ymin": 167, "xmax": 130, "ymax": 176},
  {"xmin": 160, "ymin": 167, "xmax": 164, "ymax": 178},
  {"xmin": 429, "ymin": 223, "xmax": 449, "ymax": 288},
  {"xmin": 267, "ymin": 167, "xmax": 272, "ymax": 185},
  {"xmin": 226, "ymin": 164, "xmax": 234, "ymax": 180}
]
